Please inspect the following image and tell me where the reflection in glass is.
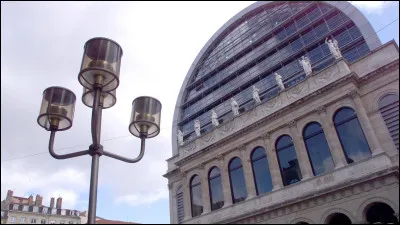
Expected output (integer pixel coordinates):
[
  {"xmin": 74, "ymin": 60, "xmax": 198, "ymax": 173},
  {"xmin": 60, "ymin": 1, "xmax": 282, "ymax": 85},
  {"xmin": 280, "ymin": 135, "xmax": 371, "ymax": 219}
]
[
  {"xmin": 276, "ymin": 135, "xmax": 302, "ymax": 186},
  {"xmin": 229, "ymin": 157, "xmax": 247, "ymax": 203},
  {"xmin": 208, "ymin": 167, "xmax": 224, "ymax": 211},
  {"xmin": 303, "ymin": 122, "xmax": 335, "ymax": 176},
  {"xmin": 334, "ymin": 107, "xmax": 371, "ymax": 164},
  {"xmin": 251, "ymin": 147, "xmax": 273, "ymax": 195},
  {"xmin": 190, "ymin": 175, "xmax": 203, "ymax": 217}
]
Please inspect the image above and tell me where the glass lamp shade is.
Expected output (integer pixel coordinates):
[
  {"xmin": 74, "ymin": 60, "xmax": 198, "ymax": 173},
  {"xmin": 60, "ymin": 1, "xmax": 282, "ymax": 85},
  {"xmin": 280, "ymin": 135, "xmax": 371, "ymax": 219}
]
[
  {"xmin": 129, "ymin": 96, "xmax": 162, "ymax": 138},
  {"xmin": 37, "ymin": 87, "xmax": 76, "ymax": 131},
  {"xmin": 78, "ymin": 37, "xmax": 123, "ymax": 92},
  {"xmin": 82, "ymin": 87, "xmax": 116, "ymax": 109}
]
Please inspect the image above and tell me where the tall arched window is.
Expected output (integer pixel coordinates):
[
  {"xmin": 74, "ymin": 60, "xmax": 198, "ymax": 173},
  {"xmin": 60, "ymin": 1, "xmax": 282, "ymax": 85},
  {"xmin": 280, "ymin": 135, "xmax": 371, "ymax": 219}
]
[
  {"xmin": 251, "ymin": 147, "xmax": 273, "ymax": 195},
  {"xmin": 303, "ymin": 122, "xmax": 335, "ymax": 176},
  {"xmin": 334, "ymin": 107, "xmax": 371, "ymax": 164},
  {"xmin": 229, "ymin": 157, "xmax": 247, "ymax": 203},
  {"xmin": 276, "ymin": 135, "xmax": 302, "ymax": 186},
  {"xmin": 378, "ymin": 94, "xmax": 399, "ymax": 150},
  {"xmin": 190, "ymin": 175, "xmax": 203, "ymax": 217},
  {"xmin": 208, "ymin": 167, "xmax": 224, "ymax": 211},
  {"xmin": 176, "ymin": 185, "xmax": 184, "ymax": 224}
]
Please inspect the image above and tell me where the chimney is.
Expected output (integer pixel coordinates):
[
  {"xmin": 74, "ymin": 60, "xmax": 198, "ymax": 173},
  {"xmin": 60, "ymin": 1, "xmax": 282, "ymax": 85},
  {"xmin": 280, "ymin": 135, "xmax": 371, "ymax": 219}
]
[
  {"xmin": 35, "ymin": 195, "xmax": 43, "ymax": 206},
  {"xmin": 6, "ymin": 190, "xmax": 13, "ymax": 201},
  {"xmin": 28, "ymin": 195, "xmax": 34, "ymax": 206},
  {"xmin": 50, "ymin": 197, "xmax": 55, "ymax": 208},
  {"xmin": 56, "ymin": 197, "xmax": 62, "ymax": 209}
]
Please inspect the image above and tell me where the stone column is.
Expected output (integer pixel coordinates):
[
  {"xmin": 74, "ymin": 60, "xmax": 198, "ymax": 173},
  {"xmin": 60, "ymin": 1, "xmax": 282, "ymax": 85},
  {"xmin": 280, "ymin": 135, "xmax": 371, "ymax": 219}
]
[
  {"xmin": 288, "ymin": 120, "xmax": 314, "ymax": 180},
  {"xmin": 349, "ymin": 90, "xmax": 383, "ymax": 155},
  {"xmin": 316, "ymin": 106, "xmax": 347, "ymax": 168},
  {"xmin": 199, "ymin": 164, "xmax": 211, "ymax": 214},
  {"xmin": 182, "ymin": 172, "xmax": 192, "ymax": 221},
  {"xmin": 261, "ymin": 133, "xmax": 283, "ymax": 191},
  {"xmin": 168, "ymin": 183, "xmax": 175, "ymax": 224},
  {"xmin": 239, "ymin": 145, "xmax": 257, "ymax": 199},
  {"xmin": 218, "ymin": 155, "xmax": 233, "ymax": 207}
]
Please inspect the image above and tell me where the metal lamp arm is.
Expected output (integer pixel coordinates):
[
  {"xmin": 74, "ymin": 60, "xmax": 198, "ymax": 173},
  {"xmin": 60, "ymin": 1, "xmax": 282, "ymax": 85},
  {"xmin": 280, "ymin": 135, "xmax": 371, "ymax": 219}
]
[
  {"xmin": 49, "ymin": 130, "xmax": 90, "ymax": 160},
  {"xmin": 103, "ymin": 136, "xmax": 146, "ymax": 163}
]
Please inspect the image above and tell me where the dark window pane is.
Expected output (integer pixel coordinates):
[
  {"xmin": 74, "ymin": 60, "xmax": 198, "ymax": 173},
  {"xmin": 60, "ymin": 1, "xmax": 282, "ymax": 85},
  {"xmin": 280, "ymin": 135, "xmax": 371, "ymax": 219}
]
[
  {"xmin": 229, "ymin": 158, "xmax": 247, "ymax": 203},
  {"xmin": 334, "ymin": 107, "xmax": 356, "ymax": 124},
  {"xmin": 304, "ymin": 123, "xmax": 335, "ymax": 176},
  {"xmin": 251, "ymin": 147, "xmax": 273, "ymax": 195},
  {"xmin": 276, "ymin": 135, "xmax": 293, "ymax": 149},
  {"xmin": 303, "ymin": 122, "xmax": 323, "ymax": 137},
  {"xmin": 209, "ymin": 170, "xmax": 224, "ymax": 211},
  {"xmin": 251, "ymin": 147, "xmax": 266, "ymax": 160},
  {"xmin": 209, "ymin": 167, "xmax": 220, "ymax": 178},
  {"xmin": 190, "ymin": 175, "xmax": 203, "ymax": 217},
  {"xmin": 276, "ymin": 136, "xmax": 302, "ymax": 186},
  {"xmin": 335, "ymin": 108, "xmax": 371, "ymax": 164},
  {"xmin": 229, "ymin": 157, "xmax": 242, "ymax": 170}
]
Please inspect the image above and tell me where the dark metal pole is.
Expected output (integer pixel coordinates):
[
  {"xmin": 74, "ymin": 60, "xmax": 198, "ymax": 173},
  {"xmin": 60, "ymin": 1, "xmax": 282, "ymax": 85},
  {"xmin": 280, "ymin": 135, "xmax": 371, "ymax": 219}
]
[
  {"xmin": 88, "ymin": 154, "xmax": 100, "ymax": 224},
  {"xmin": 88, "ymin": 87, "xmax": 102, "ymax": 224}
]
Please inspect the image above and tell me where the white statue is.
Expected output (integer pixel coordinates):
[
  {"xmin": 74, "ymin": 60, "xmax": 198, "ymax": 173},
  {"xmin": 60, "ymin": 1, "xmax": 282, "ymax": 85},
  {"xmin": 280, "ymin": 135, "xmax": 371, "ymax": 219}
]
[
  {"xmin": 211, "ymin": 109, "xmax": 219, "ymax": 127},
  {"xmin": 275, "ymin": 72, "xmax": 285, "ymax": 91},
  {"xmin": 231, "ymin": 98, "xmax": 239, "ymax": 116},
  {"xmin": 252, "ymin": 85, "xmax": 261, "ymax": 104},
  {"xmin": 194, "ymin": 120, "xmax": 201, "ymax": 137},
  {"xmin": 299, "ymin": 56, "xmax": 312, "ymax": 76},
  {"xmin": 325, "ymin": 37, "xmax": 342, "ymax": 59},
  {"xmin": 177, "ymin": 130, "xmax": 184, "ymax": 146}
]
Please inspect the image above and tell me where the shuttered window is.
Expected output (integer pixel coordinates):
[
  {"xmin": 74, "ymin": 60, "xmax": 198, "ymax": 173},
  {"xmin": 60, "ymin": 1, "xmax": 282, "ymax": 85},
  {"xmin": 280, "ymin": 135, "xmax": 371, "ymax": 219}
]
[{"xmin": 378, "ymin": 94, "xmax": 399, "ymax": 150}]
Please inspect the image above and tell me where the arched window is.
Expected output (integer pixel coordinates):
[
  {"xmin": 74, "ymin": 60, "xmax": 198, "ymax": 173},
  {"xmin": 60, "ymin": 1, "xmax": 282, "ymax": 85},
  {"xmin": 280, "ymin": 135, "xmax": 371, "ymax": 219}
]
[
  {"xmin": 334, "ymin": 107, "xmax": 371, "ymax": 164},
  {"xmin": 176, "ymin": 185, "xmax": 184, "ymax": 224},
  {"xmin": 365, "ymin": 202, "xmax": 399, "ymax": 224},
  {"xmin": 229, "ymin": 157, "xmax": 247, "ymax": 203},
  {"xmin": 276, "ymin": 135, "xmax": 302, "ymax": 186},
  {"xmin": 378, "ymin": 94, "xmax": 399, "ymax": 150},
  {"xmin": 208, "ymin": 167, "xmax": 224, "ymax": 211},
  {"xmin": 190, "ymin": 175, "xmax": 203, "ymax": 217},
  {"xmin": 251, "ymin": 147, "xmax": 273, "ymax": 195},
  {"xmin": 303, "ymin": 122, "xmax": 335, "ymax": 176},
  {"xmin": 326, "ymin": 213, "xmax": 352, "ymax": 224}
]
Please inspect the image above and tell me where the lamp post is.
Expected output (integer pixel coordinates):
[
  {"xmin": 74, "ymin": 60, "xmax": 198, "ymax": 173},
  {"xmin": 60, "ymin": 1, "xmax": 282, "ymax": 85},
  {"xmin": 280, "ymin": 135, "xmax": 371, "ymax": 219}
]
[{"xmin": 36, "ymin": 37, "xmax": 162, "ymax": 224}]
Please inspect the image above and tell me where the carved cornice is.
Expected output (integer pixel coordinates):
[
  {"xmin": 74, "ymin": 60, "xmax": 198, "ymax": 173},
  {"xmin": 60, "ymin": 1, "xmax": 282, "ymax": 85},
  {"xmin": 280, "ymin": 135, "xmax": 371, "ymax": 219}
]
[{"xmin": 259, "ymin": 132, "xmax": 271, "ymax": 140}]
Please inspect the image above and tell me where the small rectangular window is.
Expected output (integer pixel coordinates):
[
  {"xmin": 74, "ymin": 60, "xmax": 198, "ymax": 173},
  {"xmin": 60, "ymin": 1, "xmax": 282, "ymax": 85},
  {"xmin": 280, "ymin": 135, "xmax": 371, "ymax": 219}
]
[
  {"xmin": 10, "ymin": 216, "xmax": 17, "ymax": 222},
  {"xmin": 21, "ymin": 217, "xmax": 27, "ymax": 223},
  {"xmin": 31, "ymin": 218, "xmax": 37, "ymax": 223},
  {"xmin": 49, "ymin": 220, "xmax": 55, "ymax": 224},
  {"xmin": 13, "ymin": 204, "xmax": 19, "ymax": 210},
  {"xmin": 41, "ymin": 219, "xmax": 47, "ymax": 224},
  {"xmin": 23, "ymin": 205, "xmax": 29, "ymax": 211}
]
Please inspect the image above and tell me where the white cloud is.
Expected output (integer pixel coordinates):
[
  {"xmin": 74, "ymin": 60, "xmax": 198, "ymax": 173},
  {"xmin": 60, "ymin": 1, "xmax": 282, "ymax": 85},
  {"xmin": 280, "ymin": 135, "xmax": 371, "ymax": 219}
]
[{"xmin": 351, "ymin": 1, "xmax": 399, "ymax": 14}]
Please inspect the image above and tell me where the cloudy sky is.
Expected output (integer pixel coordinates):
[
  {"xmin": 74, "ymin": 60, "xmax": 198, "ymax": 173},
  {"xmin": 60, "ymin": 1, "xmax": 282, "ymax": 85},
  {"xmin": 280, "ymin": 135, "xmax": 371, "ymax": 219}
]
[{"xmin": 1, "ymin": 1, "xmax": 399, "ymax": 224}]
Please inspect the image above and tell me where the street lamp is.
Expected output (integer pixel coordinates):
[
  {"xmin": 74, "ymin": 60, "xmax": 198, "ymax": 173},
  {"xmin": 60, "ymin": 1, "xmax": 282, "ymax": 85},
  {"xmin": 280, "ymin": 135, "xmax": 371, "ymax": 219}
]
[{"xmin": 36, "ymin": 37, "xmax": 162, "ymax": 224}]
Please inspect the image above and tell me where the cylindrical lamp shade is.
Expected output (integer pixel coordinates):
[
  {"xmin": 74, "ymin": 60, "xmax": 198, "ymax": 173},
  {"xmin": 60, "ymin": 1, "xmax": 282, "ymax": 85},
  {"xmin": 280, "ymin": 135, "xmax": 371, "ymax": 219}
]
[
  {"xmin": 78, "ymin": 37, "xmax": 123, "ymax": 92},
  {"xmin": 37, "ymin": 87, "xmax": 76, "ymax": 131},
  {"xmin": 129, "ymin": 96, "xmax": 162, "ymax": 138},
  {"xmin": 82, "ymin": 87, "xmax": 116, "ymax": 109}
]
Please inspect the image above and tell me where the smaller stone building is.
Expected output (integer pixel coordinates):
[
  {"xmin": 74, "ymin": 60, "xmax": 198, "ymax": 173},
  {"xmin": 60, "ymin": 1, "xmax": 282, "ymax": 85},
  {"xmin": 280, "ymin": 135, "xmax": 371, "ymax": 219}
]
[{"xmin": 1, "ymin": 190, "xmax": 81, "ymax": 224}]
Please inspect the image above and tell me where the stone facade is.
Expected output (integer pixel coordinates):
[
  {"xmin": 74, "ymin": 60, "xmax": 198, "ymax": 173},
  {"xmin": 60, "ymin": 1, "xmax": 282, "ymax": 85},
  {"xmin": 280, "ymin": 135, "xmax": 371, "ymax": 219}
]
[{"xmin": 164, "ymin": 41, "xmax": 399, "ymax": 224}]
